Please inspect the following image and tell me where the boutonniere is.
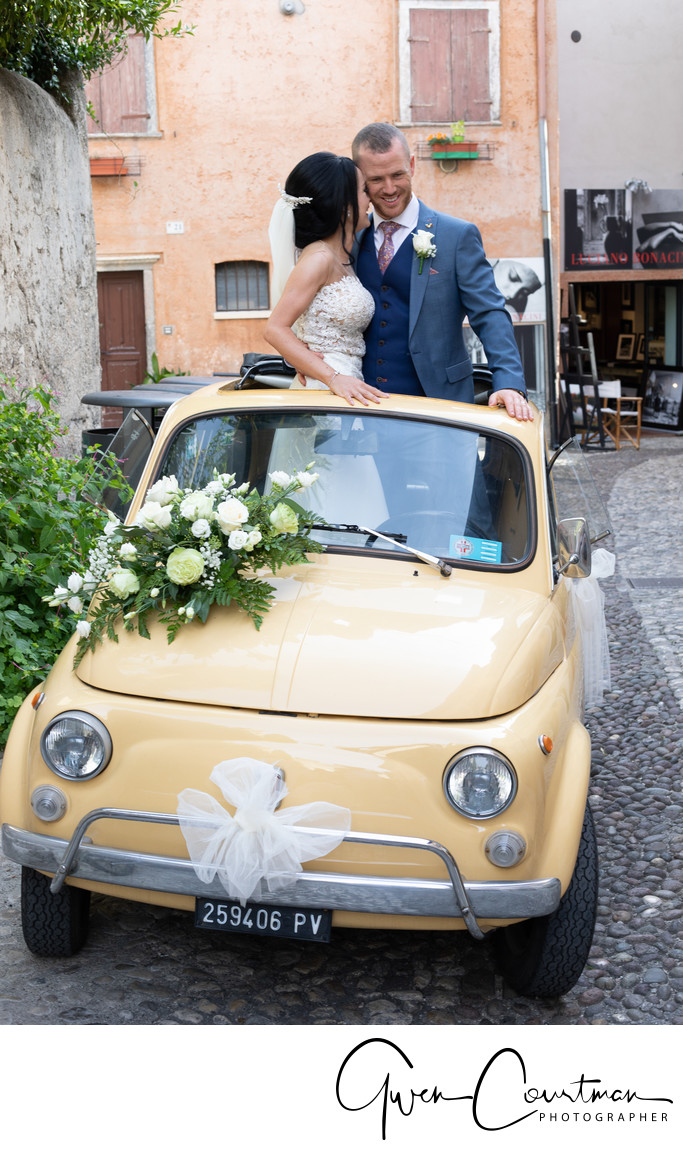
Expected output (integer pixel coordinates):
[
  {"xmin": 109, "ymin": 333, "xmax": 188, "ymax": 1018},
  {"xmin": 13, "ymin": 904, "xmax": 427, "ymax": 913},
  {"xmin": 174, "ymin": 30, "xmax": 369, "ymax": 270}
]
[{"xmin": 412, "ymin": 229, "xmax": 437, "ymax": 274}]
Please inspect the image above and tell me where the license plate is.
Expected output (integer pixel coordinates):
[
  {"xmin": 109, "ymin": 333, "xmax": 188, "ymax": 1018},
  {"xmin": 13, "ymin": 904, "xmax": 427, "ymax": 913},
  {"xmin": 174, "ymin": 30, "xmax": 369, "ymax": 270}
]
[{"xmin": 195, "ymin": 898, "xmax": 332, "ymax": 942}]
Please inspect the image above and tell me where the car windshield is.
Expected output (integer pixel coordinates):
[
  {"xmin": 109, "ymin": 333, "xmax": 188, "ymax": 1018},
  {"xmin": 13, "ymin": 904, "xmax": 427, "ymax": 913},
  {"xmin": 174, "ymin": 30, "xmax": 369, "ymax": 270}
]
[{"xmin": 158, "ymin": 410, "xmax": 532, "ymax": 567}]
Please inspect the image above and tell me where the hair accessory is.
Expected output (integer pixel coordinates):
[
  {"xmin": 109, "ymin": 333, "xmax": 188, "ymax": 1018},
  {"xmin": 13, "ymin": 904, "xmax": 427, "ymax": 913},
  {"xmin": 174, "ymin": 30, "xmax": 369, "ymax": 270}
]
[{"xmin": 278, "ymin": 183, "xmax": 312, "ymax": 208}]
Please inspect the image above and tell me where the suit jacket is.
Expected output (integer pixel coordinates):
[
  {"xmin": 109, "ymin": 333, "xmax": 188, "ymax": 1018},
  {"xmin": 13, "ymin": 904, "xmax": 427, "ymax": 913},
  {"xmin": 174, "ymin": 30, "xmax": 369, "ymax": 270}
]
[{"xmin": 355, "ymin": 200, "xmax": 527, "ymax": 401}]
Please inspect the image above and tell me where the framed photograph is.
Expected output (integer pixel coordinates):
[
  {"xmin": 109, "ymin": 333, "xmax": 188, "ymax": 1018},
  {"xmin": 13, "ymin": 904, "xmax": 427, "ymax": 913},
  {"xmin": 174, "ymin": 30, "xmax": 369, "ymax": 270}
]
[
  {"xmin": 636, "ymin": 333, "xmax": 645, "ymax": 361},
  {"xmin": 616, "ymin": 333, "xmax": 636, "ymax": 360},
  {"xmin": 643, "ymin": 368, "xmax": 683, "ymax": 427},
  {"xmin": 622, "ymin": 283, "xmax": 634, "ymax": 308}
]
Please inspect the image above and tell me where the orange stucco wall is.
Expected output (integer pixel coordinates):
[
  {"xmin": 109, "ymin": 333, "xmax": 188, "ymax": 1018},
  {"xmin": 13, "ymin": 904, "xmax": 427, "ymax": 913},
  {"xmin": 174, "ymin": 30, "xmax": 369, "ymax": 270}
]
[{"xmin": 90, "ymin": 0, "xmax": 558, "ymax": 377}]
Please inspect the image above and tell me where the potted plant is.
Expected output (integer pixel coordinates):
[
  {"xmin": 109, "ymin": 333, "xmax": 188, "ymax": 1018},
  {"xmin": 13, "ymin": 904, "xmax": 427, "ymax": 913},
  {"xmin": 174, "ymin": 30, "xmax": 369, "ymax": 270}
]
[{"xmin": 427, "ymin": 122, "xmax": 479, "ymax": 159}]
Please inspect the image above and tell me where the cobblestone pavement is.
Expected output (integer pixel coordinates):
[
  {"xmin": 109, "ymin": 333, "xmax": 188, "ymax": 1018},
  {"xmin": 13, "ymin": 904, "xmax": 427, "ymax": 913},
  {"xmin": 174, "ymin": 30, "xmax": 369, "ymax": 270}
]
[{"xmin": 1, "ymin": 434, "xmax": 682, "ymax": 1026}]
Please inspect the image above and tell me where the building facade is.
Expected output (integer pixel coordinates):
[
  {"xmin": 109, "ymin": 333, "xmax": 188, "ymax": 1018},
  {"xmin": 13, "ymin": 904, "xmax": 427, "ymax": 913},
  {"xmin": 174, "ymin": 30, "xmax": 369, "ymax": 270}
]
[
  {"xmin": 557, "ymin": 0, "xmax": 683, "ymax": 430},
  {"xmin": 87, "ymin": 0, "xmax": 558, "ymax": 411}
]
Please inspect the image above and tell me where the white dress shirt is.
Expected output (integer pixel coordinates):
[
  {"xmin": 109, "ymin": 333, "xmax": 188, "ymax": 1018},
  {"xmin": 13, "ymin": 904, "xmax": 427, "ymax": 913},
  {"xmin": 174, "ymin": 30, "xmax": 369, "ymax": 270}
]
[{"xmin": 371, "ymin": 194, "xmax": 420, "ymax": 256}]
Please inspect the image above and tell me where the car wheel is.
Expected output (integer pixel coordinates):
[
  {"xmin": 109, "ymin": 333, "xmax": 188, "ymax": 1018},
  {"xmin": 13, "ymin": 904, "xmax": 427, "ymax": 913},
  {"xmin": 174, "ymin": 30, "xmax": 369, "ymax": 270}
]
[
  {"xmin": 21, "ymin": 867, "xmax": 91, "ymax": 957},
  {"xmin": 493, "ymin": 803, "xmax": 598, "ymax": 998}
]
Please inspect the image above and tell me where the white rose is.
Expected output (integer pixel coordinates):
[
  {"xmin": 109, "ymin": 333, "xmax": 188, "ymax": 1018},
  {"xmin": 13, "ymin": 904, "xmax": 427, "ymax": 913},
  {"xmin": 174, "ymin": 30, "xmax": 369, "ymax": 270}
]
[
  {"xmin": 67, "ymin": 595, "xmax": 83, "ymax": 614},
  {"xmin": 244, "ymin": 528, "xmax": 262, "ymax": 551},
  {"xmin": 270, "ymin": 470, "xmax": 291, "ymax": 487},
  {"xmin": 146, "ymin": 475, "xmax": 180, "ymax": 505},
  {"xmin": 191, "ymin": 518, "xmax": 212, "ymax": 539},
  {"xmin": 150, "ymin": 588, "xmax": 160, "ymax": 598},
  {"xmin": 108, "ymin": 569, "xmax": 140, "ymax": 598},
  {"xmin": 234, "ymin": 482, "xmax": 250, "ymax": 495},
  {"xmin": 179, "ymin": 492, "xmax": 214, "ymax": 522},
  {"xmin": 215, "ymin": 497, "xmax": 249, "ymax": 533},
  {"xmin": 412, "ymin": 228, "xmax": 437, "ymax": 257},
  {"xmin": 185, "ymin": 606, "xmax": 195, "ymax": 620},
  {"xmin": 51, "ymin": 585, "xmax": 69, "ymax": 604},
  {"xmin": 135, "ymin": 501, "xmax": 173, "ymax": 532},
  {"xmin": 119, "ymin": 542, "xmax": 137, "ymax": 559},
  {"xmin": 76, "ymin": 620, "xmax": 91, "ymax": 639},
  {"xmin": 228, "ymin": 529, "xmax": 249, "ymax": 550},
  {"xmin": 295, "ymin": 470, "xmax": 318, "ymax": 488},
  {"xmin": 67, "ymin": 572, "xmax": 84, "ymax": 593}
]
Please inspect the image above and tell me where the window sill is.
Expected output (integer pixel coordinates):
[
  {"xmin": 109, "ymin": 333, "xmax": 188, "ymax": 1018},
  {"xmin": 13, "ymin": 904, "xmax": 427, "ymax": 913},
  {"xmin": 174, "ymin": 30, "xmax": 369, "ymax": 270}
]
[{"xmin": 214, "ymin": 310, "xmax": 271, "ymax": 320}]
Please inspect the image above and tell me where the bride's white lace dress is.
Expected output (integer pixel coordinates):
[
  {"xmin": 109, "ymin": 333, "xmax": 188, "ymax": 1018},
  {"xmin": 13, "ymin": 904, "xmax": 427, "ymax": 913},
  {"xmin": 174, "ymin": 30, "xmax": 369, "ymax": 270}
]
[{"xmin": 292, "ymin": 275, "xmax": 375, "ymax": 387}]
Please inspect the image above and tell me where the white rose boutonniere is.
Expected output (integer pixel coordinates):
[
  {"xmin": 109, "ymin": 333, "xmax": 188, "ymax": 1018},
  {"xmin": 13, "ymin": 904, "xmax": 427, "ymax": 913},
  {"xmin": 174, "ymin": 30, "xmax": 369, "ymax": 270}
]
[{"xmin": 412, "ymin": 229, "xmax": 437, "ymax": 274}]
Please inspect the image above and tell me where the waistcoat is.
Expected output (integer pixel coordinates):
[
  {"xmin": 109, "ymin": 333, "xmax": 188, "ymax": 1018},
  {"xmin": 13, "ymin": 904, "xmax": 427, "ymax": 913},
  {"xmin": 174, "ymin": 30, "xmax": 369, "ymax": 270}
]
[{"xmin": 357, "ymin": 230, "xmax": 424, "ymax": 396}]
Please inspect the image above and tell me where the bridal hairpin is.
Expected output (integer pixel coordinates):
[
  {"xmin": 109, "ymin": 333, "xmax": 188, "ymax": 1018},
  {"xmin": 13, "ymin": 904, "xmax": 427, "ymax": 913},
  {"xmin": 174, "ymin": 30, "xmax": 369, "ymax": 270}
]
[{"xmin": 278, "ymin": 183, "xmax": 312, "ymax": 208}]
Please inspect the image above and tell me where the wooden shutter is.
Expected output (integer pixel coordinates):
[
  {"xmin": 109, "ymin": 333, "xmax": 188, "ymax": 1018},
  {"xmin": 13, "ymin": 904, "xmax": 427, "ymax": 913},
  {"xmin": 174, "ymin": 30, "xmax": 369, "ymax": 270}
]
[
  {"xmin": 409, "ymin": 6, "xmax": 491, "ymax": 122},
  {"xmin": 86, "ymin": 33, "xmax": 149, "ymax": 134}
]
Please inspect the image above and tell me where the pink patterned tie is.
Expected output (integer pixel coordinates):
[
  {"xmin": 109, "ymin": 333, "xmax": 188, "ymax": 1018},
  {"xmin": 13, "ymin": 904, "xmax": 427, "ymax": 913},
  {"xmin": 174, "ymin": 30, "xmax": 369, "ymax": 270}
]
[{"xmin": 377, "ymin": 221, "xmax": 401, "ymax": 273}]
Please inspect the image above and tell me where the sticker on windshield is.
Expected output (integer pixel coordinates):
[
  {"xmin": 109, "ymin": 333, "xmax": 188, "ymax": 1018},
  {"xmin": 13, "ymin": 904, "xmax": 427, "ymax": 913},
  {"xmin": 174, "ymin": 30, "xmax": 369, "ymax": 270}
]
[{"xmin": 449, "ymin": 536, "xmax": 502, "ymax": 563}]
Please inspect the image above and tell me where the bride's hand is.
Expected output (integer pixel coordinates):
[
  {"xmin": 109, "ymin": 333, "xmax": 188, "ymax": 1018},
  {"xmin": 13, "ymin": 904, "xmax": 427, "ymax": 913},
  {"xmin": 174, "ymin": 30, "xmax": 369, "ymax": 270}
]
[{"xmin": 326, "ymin": 372, "xmax": 389, "ymax": 407}]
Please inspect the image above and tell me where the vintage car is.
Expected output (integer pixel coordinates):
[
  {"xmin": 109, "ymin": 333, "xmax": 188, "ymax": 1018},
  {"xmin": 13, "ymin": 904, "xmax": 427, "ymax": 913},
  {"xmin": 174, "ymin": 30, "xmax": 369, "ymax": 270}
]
[{"xmin": 0, "ymin": 378, "xmax": 609, "ymax": 997}]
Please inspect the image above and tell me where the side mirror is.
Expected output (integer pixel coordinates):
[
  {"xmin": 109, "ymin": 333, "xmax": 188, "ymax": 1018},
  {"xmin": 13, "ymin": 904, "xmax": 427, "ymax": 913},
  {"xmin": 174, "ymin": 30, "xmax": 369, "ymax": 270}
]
[{"xmin": 557, "ymin": 517, "xmax": 591, "ymax": 578}]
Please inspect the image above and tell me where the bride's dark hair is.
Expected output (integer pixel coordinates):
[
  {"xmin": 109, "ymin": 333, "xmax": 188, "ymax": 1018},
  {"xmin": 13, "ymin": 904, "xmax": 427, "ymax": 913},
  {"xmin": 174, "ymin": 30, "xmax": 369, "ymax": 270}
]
[{"xmin": 285, "ymin": 152, "xmax": 360, "ymax": 263}]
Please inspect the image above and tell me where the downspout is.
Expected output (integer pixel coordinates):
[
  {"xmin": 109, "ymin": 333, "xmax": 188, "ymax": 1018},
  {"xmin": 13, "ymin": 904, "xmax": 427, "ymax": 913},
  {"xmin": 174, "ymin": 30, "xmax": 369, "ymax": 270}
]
[{"xmin": 537, "ymin": 0, "xmax": 559, "ymax": 445}]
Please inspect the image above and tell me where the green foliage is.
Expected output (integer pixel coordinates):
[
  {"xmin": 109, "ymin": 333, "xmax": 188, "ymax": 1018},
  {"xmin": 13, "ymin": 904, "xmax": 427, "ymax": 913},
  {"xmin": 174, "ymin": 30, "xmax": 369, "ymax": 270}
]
[
  {"xmin": 0, "ymin": 1, "xmax": 189, "ymax": 101},
  {"xmin": 0, "ymin": 378, "xmax": 120, "ymax": 745},
  {"xmin": 142, "ymin": 352, "xmax": 189, "ymax": 385}
]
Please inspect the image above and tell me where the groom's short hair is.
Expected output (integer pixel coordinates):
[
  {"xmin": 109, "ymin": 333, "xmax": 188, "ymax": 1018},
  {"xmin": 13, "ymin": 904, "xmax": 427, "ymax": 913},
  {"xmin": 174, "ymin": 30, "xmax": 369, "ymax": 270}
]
[{"xmin": 352, "ymin": 123, "xmax": 410, "ymax": 161}]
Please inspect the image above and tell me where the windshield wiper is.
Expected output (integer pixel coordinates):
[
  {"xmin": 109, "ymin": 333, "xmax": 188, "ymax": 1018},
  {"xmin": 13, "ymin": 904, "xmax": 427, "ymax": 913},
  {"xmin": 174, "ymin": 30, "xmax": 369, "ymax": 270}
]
[
  {"xmin": 321, "ymin": 522, "xmax": 407, "ymax": 542},
  {"xmin": 359, "ymin": 525, "xmax": 452, "ymax": 578}
]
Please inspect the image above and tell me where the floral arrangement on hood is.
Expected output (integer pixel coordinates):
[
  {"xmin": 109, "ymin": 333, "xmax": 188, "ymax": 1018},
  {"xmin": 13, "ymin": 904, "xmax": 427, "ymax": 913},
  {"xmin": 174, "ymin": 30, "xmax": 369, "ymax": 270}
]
[{"xmin": 47, "ymin": 466, "xmax": 323, "ymax": 665}]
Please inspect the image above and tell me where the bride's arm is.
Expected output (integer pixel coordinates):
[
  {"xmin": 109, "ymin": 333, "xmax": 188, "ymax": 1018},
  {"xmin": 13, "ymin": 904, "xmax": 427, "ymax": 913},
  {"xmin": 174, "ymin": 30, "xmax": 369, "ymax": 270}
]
[{"xmin": 264, "ymin": 251, "xmax": 388, "ymax": 407}]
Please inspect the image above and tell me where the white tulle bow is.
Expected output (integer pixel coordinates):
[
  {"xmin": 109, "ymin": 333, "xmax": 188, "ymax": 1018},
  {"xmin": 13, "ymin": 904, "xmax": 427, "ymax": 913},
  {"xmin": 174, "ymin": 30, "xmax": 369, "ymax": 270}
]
[
  {"xmin": 570, "ymin": 547, "xmax": 616, "ymax": 708},
  {"xmin": 177, "ymin": 757, "xmax": 351, "ymax": 904}
]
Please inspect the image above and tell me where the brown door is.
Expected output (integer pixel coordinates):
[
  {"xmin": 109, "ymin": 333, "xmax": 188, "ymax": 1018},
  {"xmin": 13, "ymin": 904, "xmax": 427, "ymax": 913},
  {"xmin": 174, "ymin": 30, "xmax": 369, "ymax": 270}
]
[{"xmin": 97, "ymin": 270, "xmax": 147, "ymax": 426}]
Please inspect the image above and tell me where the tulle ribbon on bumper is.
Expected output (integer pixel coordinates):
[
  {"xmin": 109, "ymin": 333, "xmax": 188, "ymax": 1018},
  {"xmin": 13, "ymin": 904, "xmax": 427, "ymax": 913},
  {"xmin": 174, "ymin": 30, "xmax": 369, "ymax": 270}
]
[
  {"xmin": 570, "ymin": 547, "xmax": 616, "ymax": 708},
  {"xmin": 177, "ymin": 757, "xmax": 351, "ymax": 904}
]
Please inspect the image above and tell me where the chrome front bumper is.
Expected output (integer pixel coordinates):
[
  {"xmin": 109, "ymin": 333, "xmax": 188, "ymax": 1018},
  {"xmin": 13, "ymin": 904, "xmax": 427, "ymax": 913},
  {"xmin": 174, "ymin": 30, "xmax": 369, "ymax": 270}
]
[{"xmin": 2, "ymin": 810, "xmax": 562, "ymax": 940}]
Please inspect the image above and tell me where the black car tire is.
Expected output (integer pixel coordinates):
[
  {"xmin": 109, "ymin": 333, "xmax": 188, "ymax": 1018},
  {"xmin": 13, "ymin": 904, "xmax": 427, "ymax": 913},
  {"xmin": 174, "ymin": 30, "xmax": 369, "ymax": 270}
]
[
  {"xmin": 21, "ymin": 866, "xmax": 91, "ymax": 957},
  {"xmin": 493, "ymin": 803, "xmax": 598, "ymax": 998}
]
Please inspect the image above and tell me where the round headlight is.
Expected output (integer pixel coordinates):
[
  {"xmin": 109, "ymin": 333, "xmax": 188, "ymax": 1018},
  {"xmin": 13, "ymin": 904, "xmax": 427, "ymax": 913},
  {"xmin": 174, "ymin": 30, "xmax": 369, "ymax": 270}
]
[
  {"xmin": 40, "ymin": 711, "xmax": 112, "ymax": 780},
  {"xmin": 443, "ymin": 748, "xmax": 516, "ymax": 819}
]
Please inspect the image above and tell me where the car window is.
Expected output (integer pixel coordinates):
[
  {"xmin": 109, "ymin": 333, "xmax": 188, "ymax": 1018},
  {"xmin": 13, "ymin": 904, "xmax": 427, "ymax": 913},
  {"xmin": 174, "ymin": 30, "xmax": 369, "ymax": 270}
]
[
  {"xmin": 158, "ymin": 410, "xmax": 533, "ymax": 568},
  {"xmin": 90, "ymin": 409, "xmax": 155, "ymax": 520},
  {"xmin": 548, "ymin": 436, "xmax": 612, "ymax": 545}
]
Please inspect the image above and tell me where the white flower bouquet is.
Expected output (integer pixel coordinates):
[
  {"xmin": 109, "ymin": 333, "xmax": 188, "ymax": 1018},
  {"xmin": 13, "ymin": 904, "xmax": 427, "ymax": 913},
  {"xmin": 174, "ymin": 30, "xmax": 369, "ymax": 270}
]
[{"xmin": 47, "ymin": 466, "xmax": 323, "ymax": 665}]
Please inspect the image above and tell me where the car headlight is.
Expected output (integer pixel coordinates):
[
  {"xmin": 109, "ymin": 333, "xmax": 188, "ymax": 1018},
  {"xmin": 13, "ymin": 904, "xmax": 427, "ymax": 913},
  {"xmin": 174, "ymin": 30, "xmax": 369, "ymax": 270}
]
[
  {"xmin": 443, "ymin": 748, "xmax": 516, "ymax": 819},
  {"xmin": 40, "ymin": 711, "xmax": 112, "ymax": 780}
]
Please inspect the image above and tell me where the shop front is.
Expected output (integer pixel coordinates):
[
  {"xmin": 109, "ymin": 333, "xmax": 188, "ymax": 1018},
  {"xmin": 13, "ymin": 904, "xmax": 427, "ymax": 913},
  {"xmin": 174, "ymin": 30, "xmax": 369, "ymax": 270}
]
[{"xmin": 562, "ymin": 187, "xmax": 683, "ymax": 433}]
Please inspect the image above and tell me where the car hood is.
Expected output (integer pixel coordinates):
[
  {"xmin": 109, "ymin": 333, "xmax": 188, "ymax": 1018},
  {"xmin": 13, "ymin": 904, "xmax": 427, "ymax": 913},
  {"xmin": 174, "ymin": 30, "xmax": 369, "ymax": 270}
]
[{"xmin": 75, "ymin": 564, "xmax": 565, "ymax": 721}]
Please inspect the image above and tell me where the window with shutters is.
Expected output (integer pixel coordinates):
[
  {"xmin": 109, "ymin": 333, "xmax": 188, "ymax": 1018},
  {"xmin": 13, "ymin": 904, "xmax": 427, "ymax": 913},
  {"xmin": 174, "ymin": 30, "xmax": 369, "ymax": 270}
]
[
  {"xmin": 85, "ymin": 32, "xmax": 156, "ymax": 135},
  {"xmin": 399, "ymin": 1, "xmax": 500, "ymax": 125},
  {"xmin": 215, "ymin": 262, "xmax": 271, "ymax": 314}
]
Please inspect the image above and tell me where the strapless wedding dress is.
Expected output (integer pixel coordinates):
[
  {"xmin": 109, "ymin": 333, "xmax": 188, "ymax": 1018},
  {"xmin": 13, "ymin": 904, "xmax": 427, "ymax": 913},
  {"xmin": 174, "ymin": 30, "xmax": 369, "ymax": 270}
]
[{"xmin": 292, "ymin": 275, "xmax": 375, "ymax": 387}]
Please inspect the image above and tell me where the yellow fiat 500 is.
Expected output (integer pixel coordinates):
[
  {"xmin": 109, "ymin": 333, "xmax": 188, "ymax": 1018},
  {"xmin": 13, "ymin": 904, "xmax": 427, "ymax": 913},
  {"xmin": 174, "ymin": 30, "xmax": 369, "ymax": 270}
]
[{"xmin": 0, "ymin": 380, "xmax": 608, "ymax": 997}]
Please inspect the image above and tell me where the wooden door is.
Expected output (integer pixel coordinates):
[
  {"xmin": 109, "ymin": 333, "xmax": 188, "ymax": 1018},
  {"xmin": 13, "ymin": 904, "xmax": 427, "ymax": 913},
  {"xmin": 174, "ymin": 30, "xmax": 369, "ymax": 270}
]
[{"xmin": 97, "ymin": 270, "xmax": 147, "ymax": 427}]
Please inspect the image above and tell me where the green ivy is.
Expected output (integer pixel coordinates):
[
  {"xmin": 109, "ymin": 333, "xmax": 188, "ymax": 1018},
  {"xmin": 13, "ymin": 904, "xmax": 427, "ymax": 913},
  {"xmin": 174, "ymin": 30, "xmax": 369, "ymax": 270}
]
[
  {"xmin": 0, "ymin": 2, "xmax": 189, "ymax": 101},
  {"xmin": 0, "ymin": 378, "xmax": 127, "ymax": 746}
]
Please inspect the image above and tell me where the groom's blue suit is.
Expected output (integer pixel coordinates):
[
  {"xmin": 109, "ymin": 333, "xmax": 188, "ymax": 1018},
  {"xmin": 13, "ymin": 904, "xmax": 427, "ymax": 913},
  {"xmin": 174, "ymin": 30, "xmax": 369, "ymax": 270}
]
[{"xmin": 355, "ymin": 200, "xmax": 526, "ymax": 401}]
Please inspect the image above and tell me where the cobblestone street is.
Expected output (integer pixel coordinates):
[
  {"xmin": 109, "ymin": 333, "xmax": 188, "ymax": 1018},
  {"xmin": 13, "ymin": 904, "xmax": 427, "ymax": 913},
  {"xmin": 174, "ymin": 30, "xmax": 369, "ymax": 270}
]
[{"xmin": 1, "ymin": 433, "xmax": 682, "ymax": 1026}]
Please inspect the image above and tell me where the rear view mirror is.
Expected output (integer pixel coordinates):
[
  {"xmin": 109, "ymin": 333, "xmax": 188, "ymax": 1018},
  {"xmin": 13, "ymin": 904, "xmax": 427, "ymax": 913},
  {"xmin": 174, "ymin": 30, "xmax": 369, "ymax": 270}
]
[{"xmin": 557, "ymin": 517, "xmax": 591, "ymax": 578}]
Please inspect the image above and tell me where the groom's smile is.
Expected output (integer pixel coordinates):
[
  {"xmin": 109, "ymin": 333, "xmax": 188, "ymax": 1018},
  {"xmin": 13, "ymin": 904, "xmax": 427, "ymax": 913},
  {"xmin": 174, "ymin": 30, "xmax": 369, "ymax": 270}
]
[{"xmin": 356, "ymin": 138, "xmax": 416, "ymax": 220}]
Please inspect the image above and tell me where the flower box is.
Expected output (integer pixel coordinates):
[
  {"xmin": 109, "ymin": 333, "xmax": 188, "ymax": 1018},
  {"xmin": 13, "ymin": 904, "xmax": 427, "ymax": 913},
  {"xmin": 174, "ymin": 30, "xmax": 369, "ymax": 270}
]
[
  {"xmin": 90, "ymin": 157, "xmax": 128, "ymax": 177},
  {"xmin": 429, "ymin": 141, "xmax": 479, "ymax": 159}
]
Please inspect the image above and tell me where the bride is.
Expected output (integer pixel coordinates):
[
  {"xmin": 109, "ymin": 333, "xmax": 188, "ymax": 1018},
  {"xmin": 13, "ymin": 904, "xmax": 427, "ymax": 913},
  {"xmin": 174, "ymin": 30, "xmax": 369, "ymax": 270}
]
[{"xmin": 264, "ymin": 152, "xmax": 388, "ymax": 407}]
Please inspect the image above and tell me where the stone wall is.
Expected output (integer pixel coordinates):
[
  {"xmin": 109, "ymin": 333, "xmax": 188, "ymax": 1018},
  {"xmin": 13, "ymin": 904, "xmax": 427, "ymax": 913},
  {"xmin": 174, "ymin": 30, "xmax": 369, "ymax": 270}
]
[{"xmin": 0, "ymin": 68, "xmax": 99, "ymax": 455}]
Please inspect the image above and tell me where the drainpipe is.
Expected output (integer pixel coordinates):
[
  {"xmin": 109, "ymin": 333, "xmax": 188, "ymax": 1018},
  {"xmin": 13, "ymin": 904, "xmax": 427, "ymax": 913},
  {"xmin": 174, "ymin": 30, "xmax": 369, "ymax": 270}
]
[{"xmin": 537, "ymin": 0, "xmax": 559, "ymax": 445}]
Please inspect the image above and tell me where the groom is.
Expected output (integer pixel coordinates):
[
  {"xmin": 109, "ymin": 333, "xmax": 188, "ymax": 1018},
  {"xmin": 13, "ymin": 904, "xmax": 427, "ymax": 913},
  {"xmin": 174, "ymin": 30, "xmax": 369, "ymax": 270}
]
[{"xmin": 352, "ymin": 123, "xmax": 532, "ymax": 421}]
